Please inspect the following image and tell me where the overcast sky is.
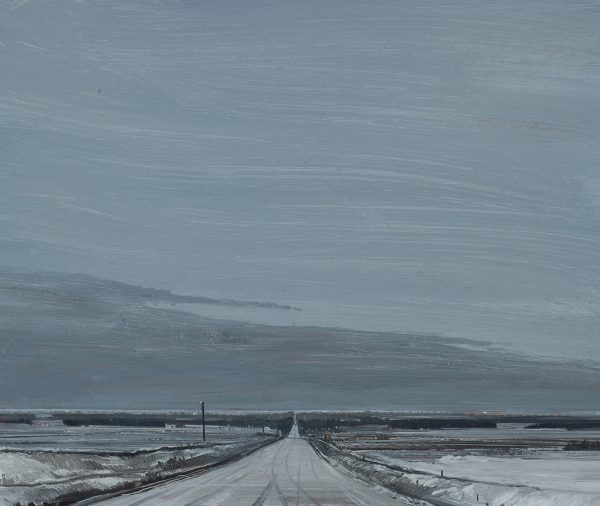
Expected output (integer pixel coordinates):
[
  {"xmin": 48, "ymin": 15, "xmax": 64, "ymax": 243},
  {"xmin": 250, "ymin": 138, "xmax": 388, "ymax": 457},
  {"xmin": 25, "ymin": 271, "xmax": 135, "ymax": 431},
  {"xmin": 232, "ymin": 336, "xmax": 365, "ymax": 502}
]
[{"xmin": 2, "ymin": 0, "xmax": 599, "ymax": 362}]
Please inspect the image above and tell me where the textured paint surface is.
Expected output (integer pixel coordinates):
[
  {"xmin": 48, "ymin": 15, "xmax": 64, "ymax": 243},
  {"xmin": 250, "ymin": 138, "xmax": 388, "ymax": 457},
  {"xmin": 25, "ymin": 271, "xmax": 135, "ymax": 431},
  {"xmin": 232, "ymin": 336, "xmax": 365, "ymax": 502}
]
[
  {"xmin": 1, "ymin": 268, "xmax": 598, "ymax": 410},
  {"xmin": 1, "ymin": 1, "xmax": 599, "ymax": 408}
]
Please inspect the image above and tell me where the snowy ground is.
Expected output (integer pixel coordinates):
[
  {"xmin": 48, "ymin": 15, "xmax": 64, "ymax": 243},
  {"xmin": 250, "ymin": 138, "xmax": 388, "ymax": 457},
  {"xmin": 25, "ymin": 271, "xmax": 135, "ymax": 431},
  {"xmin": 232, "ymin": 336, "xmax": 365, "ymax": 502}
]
[
  {"xmin": 89, "ymin": 429, "xmax": 423, "ymax": 506},
  {"xmin": 368, "ymin": 452, "xmax": 600, "ymax": 506},
  {"xmin": 0, "ymin": 424, "xmax": 275, "ymax": 506},
  {"xmin": 338, "ymin": 426, "xmax": 600, "ymax": 505},
  {"xmin": 0, "ymin": 422, "xmax": 272, "ymax": 453},
  {"xmin": 2, "ymin": 420, "xmax": 600, "ymax": 505}
]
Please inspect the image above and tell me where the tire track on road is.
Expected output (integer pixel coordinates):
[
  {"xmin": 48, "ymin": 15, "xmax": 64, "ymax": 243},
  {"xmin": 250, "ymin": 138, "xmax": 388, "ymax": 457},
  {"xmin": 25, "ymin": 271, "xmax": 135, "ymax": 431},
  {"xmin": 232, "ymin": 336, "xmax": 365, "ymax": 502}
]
[
  {"xmin": 251, "ymin": 480, "xmax": 274, "ymax": 506},
  {"xmin": 271, "ymin": 440, "xmax": 291, "ymax": 506},
  {"xmin": 308, "ymin": 450, "xmax": 365, "ymax": 506},
  {"xmin": 284, "ymin": 441, "xmax": 321, "ymax": 506}
]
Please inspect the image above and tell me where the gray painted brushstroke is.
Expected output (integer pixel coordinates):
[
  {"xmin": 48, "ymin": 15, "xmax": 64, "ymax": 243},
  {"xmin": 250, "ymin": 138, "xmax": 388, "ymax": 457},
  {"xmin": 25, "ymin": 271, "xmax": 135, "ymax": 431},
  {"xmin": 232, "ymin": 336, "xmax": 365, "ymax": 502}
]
[
  {"xmin": 159, "ymin": 295, "xmax": 300, "ymax": 311},
  {"xmin": 1, "ymin": 0, "xmax": 599, "ymax": 364},
  {"xmin": 0, "ymin": 268, "xmax": 300, "ymax": 311},
  {"xmin": 1, "ymin": 270, "xmax": 598, "ymax": 411}
]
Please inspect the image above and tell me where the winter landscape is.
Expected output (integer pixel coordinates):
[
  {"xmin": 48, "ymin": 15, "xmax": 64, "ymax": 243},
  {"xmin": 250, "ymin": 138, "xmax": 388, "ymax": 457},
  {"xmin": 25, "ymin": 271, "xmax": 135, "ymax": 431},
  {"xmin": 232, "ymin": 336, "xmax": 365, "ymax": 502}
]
[
  {"xmin": 2, "ymin": 0, "xmax": 599, "ymax": 504},
  {"xmin": 1, "ymin": 412, "xmax": 600, "ymax": 505}
]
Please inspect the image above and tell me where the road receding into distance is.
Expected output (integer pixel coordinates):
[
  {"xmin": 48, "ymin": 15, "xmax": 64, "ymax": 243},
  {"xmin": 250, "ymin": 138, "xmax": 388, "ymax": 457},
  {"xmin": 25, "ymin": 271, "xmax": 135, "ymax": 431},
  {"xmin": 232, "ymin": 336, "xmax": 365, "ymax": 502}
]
[{"xmin": 90, "ymin": 421, "xmax": 406, "ymax": 506}]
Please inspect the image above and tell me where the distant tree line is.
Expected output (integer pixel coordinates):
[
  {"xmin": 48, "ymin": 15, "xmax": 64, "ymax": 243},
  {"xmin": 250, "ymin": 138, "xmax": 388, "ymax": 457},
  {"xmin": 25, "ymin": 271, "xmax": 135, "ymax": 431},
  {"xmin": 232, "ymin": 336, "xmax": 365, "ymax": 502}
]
[
  {"xmin": 0, "ymin": 417, "xmax": 32, "ymax": 425},
  {"xmin": 525, "ymin": 421, "xmax": 600, "ymax": 430},
  {"xmin": 564, "ymin": 440, "xmax": 600, "ymax": 450},
  {"xmin": 298, "ymin": 417, "xmax": 350, "ymax": 434},
  {"xmin": 63, "ymin": 417, "xmax": 166, "ymax": 427},
  {"xmin": 272, "ymin": 416, "xmax": 294, "ymax": 435},
  {"xmin": 60, "ymin": 412, "xmax": 294, "ymax": 434},
  {"xmin": 297, "ymin": 415, "xmax": 495, "ymax": 434},
  {"xmin": 387, "ymin": 418, "xmax": 496, "ymax": 430}
]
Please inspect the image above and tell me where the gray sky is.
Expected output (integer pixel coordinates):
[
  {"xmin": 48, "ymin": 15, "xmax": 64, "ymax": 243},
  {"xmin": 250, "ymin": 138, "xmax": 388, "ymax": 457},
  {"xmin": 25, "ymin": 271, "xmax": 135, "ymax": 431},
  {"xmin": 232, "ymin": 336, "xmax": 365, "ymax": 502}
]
[{"xmin": 2, "ymin": 0, "xmax": 600, "ymax": 362}]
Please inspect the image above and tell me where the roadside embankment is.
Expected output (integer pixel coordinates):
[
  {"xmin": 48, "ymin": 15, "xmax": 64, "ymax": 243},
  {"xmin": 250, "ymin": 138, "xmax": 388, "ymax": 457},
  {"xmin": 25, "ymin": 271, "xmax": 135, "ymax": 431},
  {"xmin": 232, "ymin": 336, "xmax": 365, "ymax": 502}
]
[{"xmin": 0, "ymin": 435, "xmax": 278, "ymax": 506}]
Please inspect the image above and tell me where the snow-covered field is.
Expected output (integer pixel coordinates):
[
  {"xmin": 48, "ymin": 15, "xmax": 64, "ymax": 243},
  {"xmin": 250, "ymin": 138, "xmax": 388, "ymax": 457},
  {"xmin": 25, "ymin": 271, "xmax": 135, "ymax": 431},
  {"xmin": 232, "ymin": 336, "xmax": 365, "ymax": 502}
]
[
  {"xmin": 332, "ymin": 425, "xmax": 600, "ymax": 505},
  {"xmin": 2, "ymin": 419, "xmax": 600, "ymax": 505},
  {"xmin": 0, "ymin": 424, "xmax": 275, "ymax": 506},
  {"xmin": 0, "ymin": 422, "xmax": 271, "ymax": 453},
  {"xmin": 89, "ymin": 432, "xmax": 422, "ymax": 506},
  {"xmin": 377, "ymin": 452, "xmax": 600, "ymax": 506}
]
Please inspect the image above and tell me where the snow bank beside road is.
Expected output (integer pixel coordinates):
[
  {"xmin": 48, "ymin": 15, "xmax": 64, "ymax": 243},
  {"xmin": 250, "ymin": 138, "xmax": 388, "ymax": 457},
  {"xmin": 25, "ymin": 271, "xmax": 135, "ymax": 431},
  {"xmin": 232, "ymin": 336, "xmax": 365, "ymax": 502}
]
[
  {"xmin": 0, "ymin": 447, "xmax": 210, "ymax": 486},
  {"xmin": 418, "ymin": 453, "xmax": 600, "ymax": 494},
  {"xmin": 371, "ymin": 452, "xmax": 600, "ymax": 505},
  {"xmin": 425, "ymin": 479, "xmax": 600, "ymax": 506},
  {"xmin": 0, "ymin": 437, "xmax": 275, "ymax": 506},
  {"xmin": 313, "ymin": 439, "xmax": 600, "ymax": 506}
]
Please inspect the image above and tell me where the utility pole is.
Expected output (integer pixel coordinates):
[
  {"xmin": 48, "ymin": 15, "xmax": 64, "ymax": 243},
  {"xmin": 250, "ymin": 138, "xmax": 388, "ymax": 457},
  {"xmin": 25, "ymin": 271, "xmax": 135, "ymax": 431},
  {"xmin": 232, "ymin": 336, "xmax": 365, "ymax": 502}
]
[{"xmin": 201, "ymin": 401, "xmax": 206, "ymax": 442}]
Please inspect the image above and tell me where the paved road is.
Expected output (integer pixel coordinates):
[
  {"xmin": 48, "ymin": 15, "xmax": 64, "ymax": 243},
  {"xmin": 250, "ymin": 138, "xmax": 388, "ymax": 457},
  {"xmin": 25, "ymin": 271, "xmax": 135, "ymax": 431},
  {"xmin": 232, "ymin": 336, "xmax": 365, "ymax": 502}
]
[{"xmin": 93, "ymin": 425, "xmax": 406, "ymax": 505}]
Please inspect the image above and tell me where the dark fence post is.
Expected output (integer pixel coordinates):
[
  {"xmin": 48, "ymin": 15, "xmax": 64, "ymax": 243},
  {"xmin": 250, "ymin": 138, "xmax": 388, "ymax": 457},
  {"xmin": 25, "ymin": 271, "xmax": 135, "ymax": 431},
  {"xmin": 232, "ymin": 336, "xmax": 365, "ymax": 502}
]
[{"xmin": 202, "ymin": 401, "xmax": 206, "ymax": 442}]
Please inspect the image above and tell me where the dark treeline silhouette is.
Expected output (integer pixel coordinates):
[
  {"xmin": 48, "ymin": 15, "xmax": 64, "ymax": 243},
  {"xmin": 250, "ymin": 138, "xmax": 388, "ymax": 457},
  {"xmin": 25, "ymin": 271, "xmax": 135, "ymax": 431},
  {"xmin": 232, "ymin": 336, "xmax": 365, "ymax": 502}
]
[
  {"xmin": 297, "ymin": 414, "xmax": 495, "ymax": 434},
  {"xmin": 59, "ymin": 412, "xmax": 294, "ymax": 435},
  {"xmin": 298, "ymin": 417, "xmax": 381, "ymax": 434},
  {"xmin": 387, "ymin": 418, "xmax": 496, "ymax": 430},
  {"xmin": 0, "ymin": 417, "xmax": 32, "ymax": 425},
  {"xmin": 296, "ymin": 412, "xmax": 600, "ymax": 436},
  {"xmin": 526, "ymin": 421, "xmax": 600, "ymax": 430},
  {"xmin": 63, "ymin": 417, "xmax": 167, "ymax": 427},
  {"xmin": 564, "ymin": 440, "xmax": 600, "ymax": 450}
]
